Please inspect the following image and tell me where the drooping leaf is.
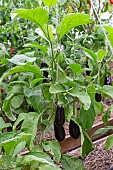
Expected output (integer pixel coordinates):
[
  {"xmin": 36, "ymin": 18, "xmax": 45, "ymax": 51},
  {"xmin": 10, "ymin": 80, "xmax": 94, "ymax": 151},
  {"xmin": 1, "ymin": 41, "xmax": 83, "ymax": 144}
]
[
  {"xmin": 61, "ymin": 154, "xmax": 85, "ymax": 170},
  {"xmin": 92, "ymin": 126, "xmax": 113, "ymax": 137},
  {"xmin": 43, "ymin": 0, "xmax": 58, "ymax": 7},
  {"xmin": 57, "ymin": 13, "xmax": 93, "ymax": 39},
  {"xmin": 0, "ymin": 64, "xmax": 42, "ymax": 84},
  {"xmin": 42, "ymin": 140, "xmax": 61, "ymax": 163},
  {"xmin": 11, "ymin": 8, "xmax": 48, "ymax": 27},
  {"xmin": 71, "ymin": 44, "xmax": 97, "ymax": 61},
  {"xmin": 13, "ymin": 113, "xmax": 26, "ymax": 131},
  {"xmin": 12, "ymin": 141, "xmax": 26, "ymax": 158},
  {"xmin": 102, "ymin": 105, "xmax": 113, "ymax": 124},
  {"xmin": 79, "ymin": 102, "xmax": 96, "ymax": 130},
  {"xmin": 68, "ymin": 90, "xmax": 91, "ymax": 110},
  {"xmin": 80, "ymin": 130, "xmax": 94, "ymax": 157},
  {"xmin": 23, "ymin": 43, "xmax": 47, "ymax": 53},
  {"xmin": 49, "ymin": 83, "xmax": 65, "ymax": 93},
  {"xmin": 2, "ymin": 100, "xmax": 16, "ymax": 121},
  {"xmin": 106, "ymin": 135, "xmax": 113, "ymax": 150},
  {"xmin": 71, "ymin": 117, "xmax": 94, "ymax": 157}
]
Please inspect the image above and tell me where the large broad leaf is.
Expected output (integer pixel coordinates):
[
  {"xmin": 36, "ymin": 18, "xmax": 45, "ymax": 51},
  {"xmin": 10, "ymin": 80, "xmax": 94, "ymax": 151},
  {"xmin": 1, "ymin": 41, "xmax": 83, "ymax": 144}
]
[
  {"xmin": 16, "ymin": 152, "xmax": 61, "ymax": 170},
  {"xmin": 97, "ymin": 49, "xmax": 107, "ymax": 62},
  {"xmin": 8, "ymin": 54, "xmax": 36, "ymax": 65},
  {"xmin": 79, "ymin": 102, "xmax": 96, "ymax": 130},
  {"xmin": 104, "ymin": 25, "xmax": 113, "ymax": 33},
  {"xmin": 1, "ymin": 133, "xmax": 31, "ymax": 156},
  {"xmin": 68, "ymin": 90, "xmax": 91, "ymax": 110},
  {"xmin": 43, "ymin": 0, "xmax": 58, "ymax": 7},
  {"xmin": 11, "ymin": 8, "xmax": 48, "ymax": 27},
  {"xmin": 49, "ymin": 83, "xmax": 65, "ymax": 93},
  {"xmin": 72, "ymin": 117, "xmax": 94, "ymax": 157},
  {"xmin": 106, "ymin": 135, "xmax": 113, "ymax": 150},
  {"xmin": 57, "ymin": 13, "xmax": 93, "ymax": 39},
  {"xmin": 42, "ymin": 140, "xmax": 61, "ymax": 163},
  {"xmin": 101, "ymin": 85, "xmax": 113, "ymax": 98},
  {"xmin": 2, "ymin": 100, "xmax": 16, "ymax": 121},
  {"xmin": 12, "ymin": 141, "xmax": 26, "ymax": 158},
  {"xmin": 61, "ymin": 154, "xmax": 85, "ymax": 170},
  {"xmin": 71, "ymin": 45, "xmax": 97, "ymax": 61},
  {"xmin": 80, "ymin": 130, "xmax": 94, "ymax": 157},
  {"xmin": 11, "ymin": 95, "xmax": 24, "ymax": 109},
  {"xmin": 0, "ymin": 64, "xmax": 42, "ymax": 84},
  {"xmin": 23, "ymin": 43, "xmax": 48, "ymax": 53},
  {"xmin": 69, "ymin": 63, "xmax": 81, "ymax": 74}
]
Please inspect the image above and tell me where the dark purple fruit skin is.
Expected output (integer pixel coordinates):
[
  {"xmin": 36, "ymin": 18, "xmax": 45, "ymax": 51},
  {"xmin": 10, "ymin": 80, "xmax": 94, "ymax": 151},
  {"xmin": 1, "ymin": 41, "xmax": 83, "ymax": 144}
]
[
  {"xmin": 55, "ymin": 106, "xmax": 65, "ymax": 126},
  {"xmin": 95, "ymin": 93, "xmax": 101, "ymax": 102},
  {"xmin": 54, "ymin": 122, "xmax": 65, "ymax": 142},
  {"xmin": 69, "ymin": 120, "xmax": 80, "ymax": 139},
  {"xmin": 41, "ymin": 62, "xmax": 48, "ymax": 82},
  {"xmin": 28, "ymin": 106, "xmax": 34, "ymax": 112},
  {"xmin": 104, "ymin": 76, "xmax": 112, "ymax": 85}
]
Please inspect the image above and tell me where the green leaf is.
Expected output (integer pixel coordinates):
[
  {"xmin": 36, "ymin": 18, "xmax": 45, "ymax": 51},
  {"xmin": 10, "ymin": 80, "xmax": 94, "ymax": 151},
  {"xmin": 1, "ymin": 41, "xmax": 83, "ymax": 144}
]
[
  {"xmin": 94, "ymin": 101, "xmax": 104, "ymax": 115},
  {"xmin": 61, "ymin": 154, "xmax": 85, "ymax": 170},
  {"xmin": 101, "ymin": 85, "xmax": 113, "ymax": 98},
  {"xmin": 80, "ymin": 130, "xmax": 94, "ymax": 157},
  {"xmin": 23, "ymin": 43, "xmax": 47, "ymax": 53},
  {"xmin": 0, "ymin": 117, "xmax": 12, "ymax": 130},
  {"xmin": 108, "ymin": 33, "xmax": 113, "ymax": 47},
  {"xmin": 43, "ymin": 0, "xmax": 58, "ymax": 7},
  {"xmin": 106, "ymin": 135, "xmax": 113, "ymax": 150},
  {"xmin": 0, "ymin": 64, "xmax": 42, "ymax": 83},
  {"xmin": 11, "ymin": 8, "xmax": 48, "ymax": 27},
  {"xmin": 8, "ymin": 54, "xmax": 36, "ymax": 65},
  {"xmin": 16, "ymin": 152, "xmax": 61, "ymax": 170},
  {"xmin": 97, "ymin": 49, "xmax": 107, "ymax": 61},
  {"xmin": 2, "ymin": 100, "xmax": 16, "ymax": 121},
  {"xmin": 13, "ymin": 113, "xmax": 26, "ymax": 131},
  {"xmin": 68, "ymin": 90, "xmax": 91, "ymax": 110},
  {"xmin": 11, "ymin": 95, "xmax": 24, "ymax": 109},
  {"xmin": 42, "ymin": 140, "xmax": 61, "ymax": 163},
  {"xmin": 12, "ymin": 141, "xmax": 26, "ymax": 158},
  {"xmin": 49, "ymin": 83, "xmax": 65, "ymax": 93},
  {"xmin": 58, "ymin": 65, "xmax": 67, "ymax": 83},
  {"xmin": 71, "ymin": 117, "xmax": 94, "ymax": 157},
  {"xmin": 69, "ymin": 63, "xmax": 81, "ymax": 74},
  {"xmin": 104, "ymin": 25, "xmax": 113, "ymax": 33},
  {"xmin": 92, "ymin": 126, "xmax": 113, "ymax": 137},
  {"xmin": 57, "ymin": 13, "xmax": 93, "ymax": 39},
  {"xmin": 58, "ymin": 0, "xmax": 67, "ymax": 5},
  {"xmin": 79, "ymin": 102, "xmax": 96, "ymax": 130},
  {"xmin": 72, "ymin": 45, "xmax": 97, "ymax": 61},
  {"xmin": 102, "ymin": 105, "xmax": 113, "ymax": 124}
]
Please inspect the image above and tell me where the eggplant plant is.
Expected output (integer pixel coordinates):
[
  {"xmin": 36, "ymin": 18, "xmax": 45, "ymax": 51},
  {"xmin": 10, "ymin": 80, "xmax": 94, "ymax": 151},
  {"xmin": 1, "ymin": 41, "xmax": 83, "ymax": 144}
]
[{"xmin": 0, "ymin": 0, "xmax": 113, "ymax": 169}]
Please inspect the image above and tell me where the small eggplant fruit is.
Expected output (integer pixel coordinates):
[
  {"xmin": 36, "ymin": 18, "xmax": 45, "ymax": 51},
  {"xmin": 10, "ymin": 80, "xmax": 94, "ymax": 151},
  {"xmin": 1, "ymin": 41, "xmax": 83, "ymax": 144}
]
[
  {"xmin": 85, "ymin": 60, "xmax": 91, "ymax": 76},
  {"xmin": 104, "ymin": 76, "xmax": 112, "ymax": 85},
  {"xmin": 41, "ymin": 62, "xmax": 48, "ymax": 82},
  {"xmin": 95, "ymin": 93, "xmax": 102, "ymax": 102},
  {"xmin": 54, "ymin": 122, "xmax": 65, "ymax": 142},
  {"xmin": 55, "ymin": 106, "xmax": 65, "ymax": 126},
  {"xmin": 69, "ymin": 119, "xmax": 80, "ymax": 139},
  {"xmin": 28, "ymin": 106, "xmax": 34, "ymax": 112}
]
